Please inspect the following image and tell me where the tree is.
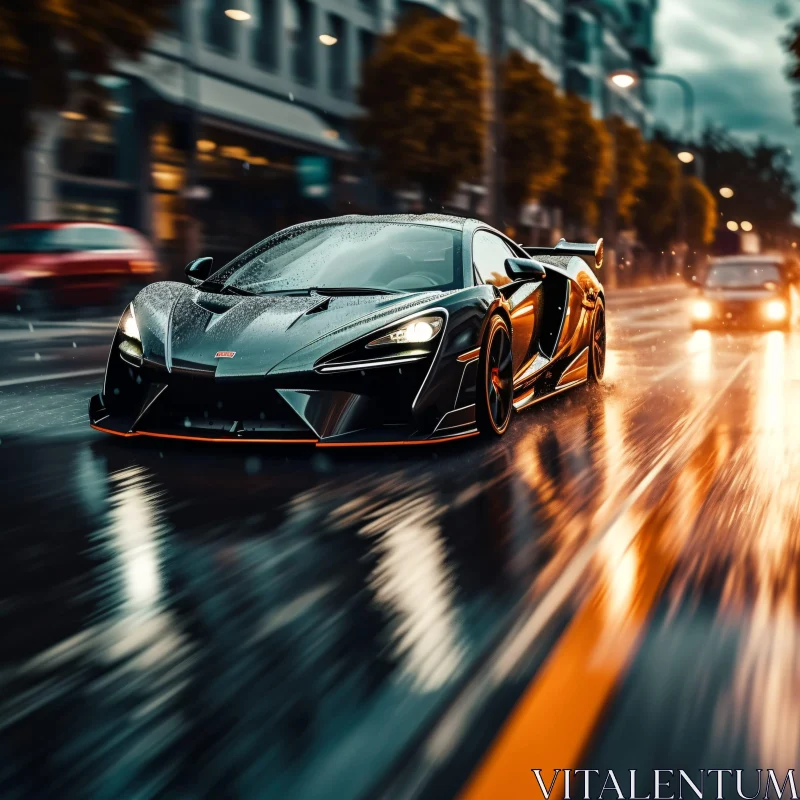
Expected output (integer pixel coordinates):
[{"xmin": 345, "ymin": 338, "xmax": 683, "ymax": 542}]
[
  {"xmin": 633, "ymin": 142, "xmax": 681, "ymax": 253},
  {"xmin": 785, "ymin": 22, "xmax": 800, "ymax": 123},
  {"xmin": 607, "ymin": 116, "xmax": 647, "ymax": 227},
  {"xmin": 500, "ymin": 51, "xmax": 565, "ymax": 225},
  {"xmin": 550, "ymin": 94, "xmax": 612, "ymax": 232},
  {"xmin": 358, "ymin": 12, "xmax": 486, "ymax": 209},
  {"xmin": 698, "ymin": 127, "xmax": 797, "ymax": 249},
  {"xmin": 682, "ymin": 176, "xmax": 717, "ymax": 249},
  {"xmin": 0, "ymin": 0, "xmax": 177, "ymax": 218}
]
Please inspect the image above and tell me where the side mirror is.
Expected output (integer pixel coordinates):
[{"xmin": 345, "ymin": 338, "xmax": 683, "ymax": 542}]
[
  {"xmin": 505, "ymin": 257, "xmax": 547, "ymax": 282},
  {"xmin": 185, "ymin": 256, "xmax": 214, "ymax": 284}
]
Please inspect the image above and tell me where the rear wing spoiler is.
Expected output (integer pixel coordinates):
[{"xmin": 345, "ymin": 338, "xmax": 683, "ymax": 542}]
[{"xmin": 523, "ymin": 238, "xmax": 604, "ymax": 269}]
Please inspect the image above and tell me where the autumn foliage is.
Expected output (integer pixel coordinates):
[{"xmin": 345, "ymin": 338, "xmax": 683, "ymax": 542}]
[
  {"xmin": 501, "ymin": 51, "xmax": 565, "ymax": 222},
  {"xmin": 551, "ymin": 94, "xmax": 613, "ymax": 230},
  {"xmin": 607, "ymin": 116, "xmax": 648, "ymax": 227},
  {"xmin": 358, "ymin": 12, "xmax": 486, "ymax": 208},
  {"xmin": 633, "ymin": 142, "xmax": 682, "ymax": 252}
]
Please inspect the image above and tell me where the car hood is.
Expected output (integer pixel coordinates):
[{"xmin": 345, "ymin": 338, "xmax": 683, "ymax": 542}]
[
  {"xmin": 703, "ymin": 287, "xmax": 782, "ymax": 302},
  {"xmin": 132, "ymin": 281, "xmax": 447, "ymax": 377}
]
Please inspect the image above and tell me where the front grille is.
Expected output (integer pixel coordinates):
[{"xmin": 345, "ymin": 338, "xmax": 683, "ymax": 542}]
[{"xmin": 145, "ymin": 374, "xmax": 309, "ymax": 436}]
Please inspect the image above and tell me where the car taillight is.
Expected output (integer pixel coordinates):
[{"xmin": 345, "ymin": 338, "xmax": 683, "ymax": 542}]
[{"xmin": 129, "ymin": 259, "xmax": 157, "ymax": 274}]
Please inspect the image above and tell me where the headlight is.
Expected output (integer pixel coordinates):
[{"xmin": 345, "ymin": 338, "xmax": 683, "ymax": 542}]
[
  {"xmin": 120, "ymin": 304, "xmax": 141, "ymax": 341},
  {"xmin": 764, "ymin": 300, "xmax": 787, "ymax": 322},
  {"xmin": 367, "ymin": 315, "xmax": 444, "ymax": 347},
  {"xmin": 692, "ymin": 300, "xmax": 713, "ymax": 321},
  {"xmin": 118, "ymin": 304, "xmax": 143, "ymax": 364}
]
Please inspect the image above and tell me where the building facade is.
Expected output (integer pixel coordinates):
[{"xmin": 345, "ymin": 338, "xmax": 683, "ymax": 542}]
[
  {"xmin": 21, "ymin": 0, "xmax": 653, "ymax": 265},
  {"xmin": 564, "ymin": 0, "xmax": 658, "ymax": 128}
]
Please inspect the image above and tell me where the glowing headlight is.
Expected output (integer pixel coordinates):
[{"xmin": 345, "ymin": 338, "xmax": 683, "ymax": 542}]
[
  {"xmin": 118, "ymin": 304, "xmax": 143, "ymax": 364},
  {"xmin": 367, "ymin": 315, "xmax": 444, "ymax": 347},
  {"xmin": 120, "ymin": 304, "xmax": 141, "ymax": 341},
  {"xmin": 692, "ymin": 300, "xmax": 713, "ymax": 321},
  {"xmin": 764, "ymin": 300, "xmax": 787, "ymax": 322}
]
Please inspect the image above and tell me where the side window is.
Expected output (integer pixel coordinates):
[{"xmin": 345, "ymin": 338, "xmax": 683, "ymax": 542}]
[
  {"xmin": 473, "ymin": 231, "xmax": 514, "ymax": 287},
  {"xmin": 89, "ymin": 227, "xmax": 128, "ymax": 250},
  {"xmin": 61, "ymin": 226, "xmax": 105, "ymax": 250}
]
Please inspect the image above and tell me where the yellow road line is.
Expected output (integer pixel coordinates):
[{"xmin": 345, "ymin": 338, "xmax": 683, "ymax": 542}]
[{"xmin": 460, "ymin": 434, "xmax": 722, "ymax": 800}]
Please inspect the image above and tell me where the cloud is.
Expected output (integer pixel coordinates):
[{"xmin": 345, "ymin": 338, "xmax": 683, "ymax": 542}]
[{"xmin": 654, "ymin": 0, "xmax": 800, "ymax": 153}]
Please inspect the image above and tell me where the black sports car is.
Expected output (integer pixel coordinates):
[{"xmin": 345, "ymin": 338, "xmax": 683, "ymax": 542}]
[{"xmin": 89, "ymin": 215, "xmax": 606, "ymax": 446}]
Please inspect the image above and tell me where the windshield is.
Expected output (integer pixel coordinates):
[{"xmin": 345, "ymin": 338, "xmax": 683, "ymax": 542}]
[
  {"xmin": 706, "ymin": 262, "xmax": 782, "ymax": 289},
  {"xmin": 216, "ymin": 222, "xmax": 463, "ymax": 294},
  {"xmin": 0, "ymin": 228, "xmax": 64, "ymax": 254}
]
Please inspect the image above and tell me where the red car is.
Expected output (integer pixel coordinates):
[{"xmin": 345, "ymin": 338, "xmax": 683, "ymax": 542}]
[{"xmin": 0, "ymin": 222, "xmax": 160, "ymax": 311}]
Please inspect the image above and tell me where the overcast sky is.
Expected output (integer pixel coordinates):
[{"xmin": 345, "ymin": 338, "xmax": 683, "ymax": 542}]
[{"xmin": 654, "ymin": 0, "xmax": 800, "ymax": 159}]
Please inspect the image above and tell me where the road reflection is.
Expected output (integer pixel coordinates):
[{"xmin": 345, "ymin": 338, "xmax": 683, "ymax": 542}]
[
  {"xmin": 590, "ymin": 330, "xmax": 800, "ymax": 781},
  {"xmin": 5, "ymin": 322, "xmax": 800, "ymax": 797}
]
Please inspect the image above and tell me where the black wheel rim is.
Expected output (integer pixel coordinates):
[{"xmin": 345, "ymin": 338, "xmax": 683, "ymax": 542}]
[
  {"xmin": 487, "ymin": 326, "xmax": 513, "ymax": 430},
  {"xmin": 593, "ymin": 305, "xmax": 606, "ymax": 379}
]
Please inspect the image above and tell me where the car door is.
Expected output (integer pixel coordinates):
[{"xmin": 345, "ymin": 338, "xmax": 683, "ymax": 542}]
[
  {"xmin": 60, "ymin": 226, "xmax": 130, "ymax": 304},
  {"xmin": 472, "ymin": 230, "xmax": 538, "ymax": 373}
]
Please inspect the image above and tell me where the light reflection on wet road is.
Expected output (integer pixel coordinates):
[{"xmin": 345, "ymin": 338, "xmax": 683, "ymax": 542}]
[{"xmin": 0, "ymin": 286, "xmax": 798, "ymax": 798}]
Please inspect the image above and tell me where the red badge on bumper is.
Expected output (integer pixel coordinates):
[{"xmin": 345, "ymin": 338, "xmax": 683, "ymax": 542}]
[{"xmin": 215, "ymin": 351, "xmax": 236, "ymax": 358}]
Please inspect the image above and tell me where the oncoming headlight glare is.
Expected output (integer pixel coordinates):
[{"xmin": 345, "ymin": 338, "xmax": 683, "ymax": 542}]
[
  {"xmin": 764, "ymin": 300, "xmax": 787, "ymax": 322},
  {"xmin": 367, "ymin": 315, "xmax": 444, "ymax": 347},
  {"xmin": 692, "ymin": 300, "xmax": 713, "ymax": 321}
]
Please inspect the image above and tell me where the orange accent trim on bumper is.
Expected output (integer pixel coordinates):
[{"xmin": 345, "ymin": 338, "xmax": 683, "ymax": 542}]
[
  {"xmin": 90, "ymin": 424, "xmax": 315, "ymax": 445},
  {"xmin": 457, "ymin": 347, "xmax": 481, "ymax": 363},
  {"xmin": 316, "ymin": 431, "xmax": 478, "ymax": 447},
  {"xmin": 90, "ymin": 424, "xmax": 478, "ymax": 447}
]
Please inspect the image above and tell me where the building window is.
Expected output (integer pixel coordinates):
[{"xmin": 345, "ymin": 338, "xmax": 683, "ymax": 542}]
[
  {"xmin": 205, "ymin": 0, "xmax": 236, "ymax": 55},
  {"xmin": 286, "ymin": 0, "xmax": 314, "ymax": 84},
  {"xmin": 358, "ymin": 28, "xmax": 376, "ymax": 77},
  {"xmin": 254, "ymin": 0, "xmax": 278, "ymax": 70},
  {"xmin": 565, "ymin": 66, "xmax": 591, "ymax": 98},
  {"xmin": 358, "ymin": 0, "xmax": 378, "ymax": 14},
  {"xmin": 538, "ymin": 17, "xmax": 550, "ymax": 54},
  {"xmin": 328, "ymin": 14, "xmax": 348, "ymax": 98},
  {"xmin": 462, "ymin": 12, "xmax": 479, "ymax": 39}
]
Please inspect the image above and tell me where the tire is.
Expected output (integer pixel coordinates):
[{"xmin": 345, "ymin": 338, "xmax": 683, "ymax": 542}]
[
  {"xmin": 588, "ymin": 298, "xmax": 606, "ymax": 383},
  {"xmin": 476, "ymin": 315, "xmax": 514, "ymax": 436}
]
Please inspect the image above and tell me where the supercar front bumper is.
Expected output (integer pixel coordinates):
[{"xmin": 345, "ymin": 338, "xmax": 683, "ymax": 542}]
[{"xmin": 89, "ymin": 359, "xmax": 478, "ymax": 446}]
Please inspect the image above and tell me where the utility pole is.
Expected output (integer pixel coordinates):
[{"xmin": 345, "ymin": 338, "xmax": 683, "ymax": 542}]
[
  {"xmin": 485, "ymin": 0, "xmax": 505, "ymax": 231},
  {"xmin": 602, "ymin": 80, "xmax": 619, "ymax": 290}
]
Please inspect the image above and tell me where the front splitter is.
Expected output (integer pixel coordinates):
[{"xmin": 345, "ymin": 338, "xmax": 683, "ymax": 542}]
[{"xmin": 89, "ymin": 423, "xmax": 478, "ymax": 447}]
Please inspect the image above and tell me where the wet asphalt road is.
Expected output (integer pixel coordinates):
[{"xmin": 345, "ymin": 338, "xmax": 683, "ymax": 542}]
[{"xmin": 0, "ymin": 286, "xmax": 797, "ymax": 799}]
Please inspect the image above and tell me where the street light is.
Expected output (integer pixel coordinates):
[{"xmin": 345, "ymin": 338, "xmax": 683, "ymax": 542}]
[
  {"xmin": 609, "ymin": 69, "xmax": 638, "ymax": 90},
  {"xmin": 727, "ymin": 221, "xmax": 740, "ymax": 232},
  {"xmin": 224, "ymin": 9, "xmax": 251, "ymax": 21},
  {"xmin": 607, "ymin": 69, "xmax": 695, "ymax": 138},
  {"xmin": 677, "ymin": 151, "xmax": 695, "ymax": 164},
  {"xmin": 719, "ymin": 187, "xmax": 734, "ymax": 199},
  {"xmin": 319, "ymin": 34, "xmax": 338, "ymax": 46},
  {"xmin": 741, "ymin": 221, "xmax": 753, "ymax": 232}
]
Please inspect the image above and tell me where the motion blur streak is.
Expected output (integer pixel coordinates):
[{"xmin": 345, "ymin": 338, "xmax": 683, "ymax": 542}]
[
  {"xmin": 459, "ymin": 355, "xmax": 747, "ymax": 800},
  {"xmin": 5, "ymin": 286, "xmax": 800, "ymax": 798}
]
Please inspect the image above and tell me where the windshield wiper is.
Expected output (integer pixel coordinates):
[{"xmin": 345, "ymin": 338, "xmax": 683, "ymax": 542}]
[
  {"xmin": 219, "ymin": 285, "xmax": 257, "ymax": 296},
  {"xmin": 198, "ymin": 284, "xmax": 402, "ymax": 297},
  {"xmin": 308, "ymin": 287, "xmax": 402, "ymax": 296}
]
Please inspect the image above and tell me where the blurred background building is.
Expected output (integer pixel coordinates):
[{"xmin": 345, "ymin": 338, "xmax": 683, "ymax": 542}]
[
  {"xmin": 18, "ymin": 0, "xmax": 659, "ymax": 269},
  {"xmin": 564, "ymin": 0, "xmax": 657, "ymax": 127}
]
